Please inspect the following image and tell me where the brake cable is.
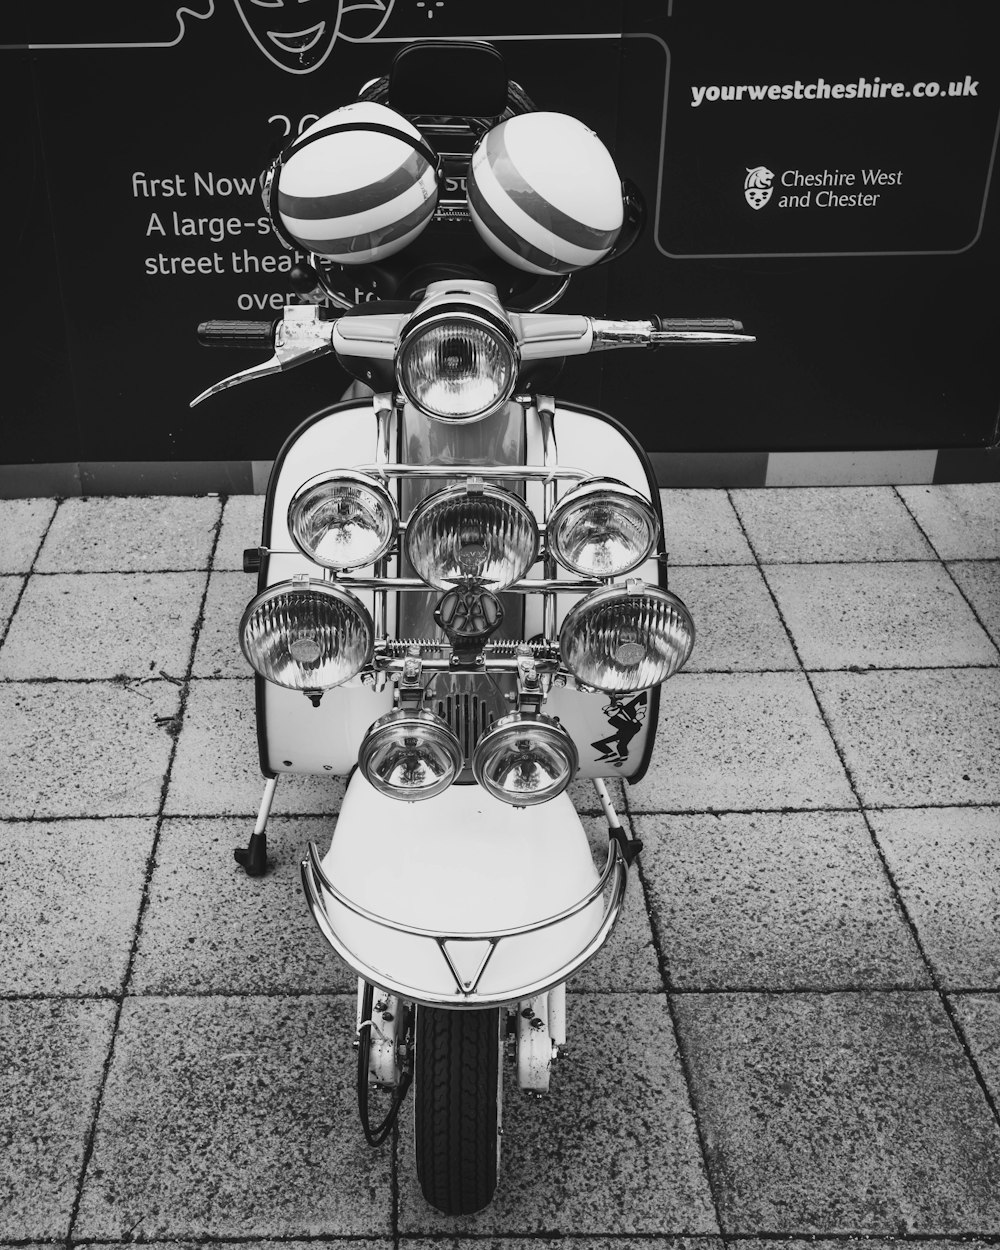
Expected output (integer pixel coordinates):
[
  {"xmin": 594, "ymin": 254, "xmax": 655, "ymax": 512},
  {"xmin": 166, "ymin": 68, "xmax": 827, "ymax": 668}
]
[{"xmin": 357, "ymin": 980, "xmax": 413, "ymax": 1147}]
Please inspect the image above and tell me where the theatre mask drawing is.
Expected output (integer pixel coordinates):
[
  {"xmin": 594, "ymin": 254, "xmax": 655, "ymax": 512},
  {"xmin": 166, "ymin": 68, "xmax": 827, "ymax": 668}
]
[{"xmin": 26, "ymin": 0, "xmax": 395, "ymax": 70}]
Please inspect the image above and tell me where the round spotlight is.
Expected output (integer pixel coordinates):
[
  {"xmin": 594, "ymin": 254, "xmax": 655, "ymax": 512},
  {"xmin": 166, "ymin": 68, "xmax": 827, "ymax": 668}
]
[
  {"xmin": 405, "ymin": 481, "xmax": 539, "ymax": 590},
  {"xmin": 288, "ymin": 471, "xmax": 397, "ymax": 571},
  {"xmin": 472, "ymin": 712, "xmax": 579, "ymax": 807},
  {"xmin": 240, "ymin": 580, "xmax": 374, "ymax": 690},
  {"xmin": 359, "ymin": 709, "xmax": 464, "ymax": 801},
  {"xmin": 547, "ymin": 478, "xmax": 659, "ymax": 578},
  {"xmin": 559, "ymin": 583, "xmax": 694, "ymax": 693}
]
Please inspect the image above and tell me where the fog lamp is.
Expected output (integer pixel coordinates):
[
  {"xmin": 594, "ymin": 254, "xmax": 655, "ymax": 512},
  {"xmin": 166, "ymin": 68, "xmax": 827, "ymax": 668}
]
[
  {"xmin": 359, "ymin": 709, "xmax": 464, "ymax": 801},
  {"xmin": 240, "ymin": 580, "xmax": 374, "ymax": 690},
  {"xmin": 559, "ymin": 583, "xmax": 694, "ymax": 693},
  {"xmin": 472, "ymin": 712, "xmax": 578, "ymax": 807},
  {"xmin": 405, "ymin": 481, "xmax": 539, "ymax": 589},
  {"xmin": 547, "ymin": 478, "xmax": 659, "ymax": 578},
  {"xmin": 396, "ymin": 313, "xmax": 518, "ymax": 421},
  {"xmin": 288, "ymin": 470, "xmax": 397, "ymax": 571}
]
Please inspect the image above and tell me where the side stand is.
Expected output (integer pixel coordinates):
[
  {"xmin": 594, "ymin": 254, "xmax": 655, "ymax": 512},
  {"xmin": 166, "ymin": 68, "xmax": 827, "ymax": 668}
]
[{"xmin": 235, "ymin": 775, "xmax": 278, "ymax": 876}]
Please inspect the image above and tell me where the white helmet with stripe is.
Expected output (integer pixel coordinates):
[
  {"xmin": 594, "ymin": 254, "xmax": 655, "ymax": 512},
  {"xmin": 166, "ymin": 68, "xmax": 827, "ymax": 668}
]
[
  {"xmin": 468, "ymin": 112, "xmax": 624, "ymax": 275},
  {"xmin": 275, "ymin": 101, "xmax": 439, "ymax": 265}
]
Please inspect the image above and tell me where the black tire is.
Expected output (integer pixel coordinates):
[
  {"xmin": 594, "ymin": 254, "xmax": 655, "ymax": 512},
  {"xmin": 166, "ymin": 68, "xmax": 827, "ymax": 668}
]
[{"xmin": 413, "ymin": 1005, "xmax": 502, "ymax": 1215}]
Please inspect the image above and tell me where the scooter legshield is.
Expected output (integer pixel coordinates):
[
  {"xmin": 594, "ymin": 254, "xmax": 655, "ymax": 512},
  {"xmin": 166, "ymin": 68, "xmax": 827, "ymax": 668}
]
[{"xmin": 301, "ymin": 771, "xmax": 629, "ymax": 1008}]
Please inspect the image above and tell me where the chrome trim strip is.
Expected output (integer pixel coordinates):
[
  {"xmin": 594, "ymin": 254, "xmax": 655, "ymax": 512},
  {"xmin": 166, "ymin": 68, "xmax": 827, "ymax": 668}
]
[
  {"xmin": 538, "ymin": 397, "xmax": 558, "ymax": 642},
  {"xmin": 353, "ymin": 462, "xmax": 590, "ymax": 483},
  {"xmin": 300, "ymin": 835, "xmax": 629, "ymax": 1007},
  {"xmin": 258, "ymin": 566, "xmax": 605, "ymax": 594}
]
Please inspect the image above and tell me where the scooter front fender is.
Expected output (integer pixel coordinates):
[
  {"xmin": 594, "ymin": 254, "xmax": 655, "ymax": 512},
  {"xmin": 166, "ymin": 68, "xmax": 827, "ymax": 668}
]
[{"xmin": 301, "ymin": 772, "xmax": 629, "ymax": 1008}]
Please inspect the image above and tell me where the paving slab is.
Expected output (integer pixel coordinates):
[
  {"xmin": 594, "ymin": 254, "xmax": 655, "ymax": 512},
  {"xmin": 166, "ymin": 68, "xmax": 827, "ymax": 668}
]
[
  {"xmin": 397, "ymin": 993, "xmax": 719, "ymax": 1235},
  {"xmin": 215, "ymin": 493, "xmax": 265, "ymax": 570},
  {"xmin": 763, "ymin": 562, "xmax": 999, "ymax": 670},
  {"xmin": 667, "ymin": 565, "xmax": 798, "ymax": 672},
  {"xmin": 949, "ymin": 992, "xmax": 1000, "ymax": 1106},
  {"xmin": 737, "ymin": 1241, "xmax": 996, "ymax": 1250},
  {"xmin": 898, "ymin": 483, "xmax": 1000, "ymax": 560},
  {"xmin": 0, "ymin": 498, "xmax": 58, "ymax": 573},
  {"xmin": 569, "ymin": 776, "xmax": 626, "ymax": 814},
  {"xmin": 658, "ymin": 489, "xmax": 755, "ymax": 565},
  {"xmin": 0, "ymin": 678, "xmax": 181, "ymax": 818},
  {"xmin": 118, "ymin": 1243, "xmax": 390, "ymax": 1250},
  {"xmin": 0, "ymin": 572, "xmax": 207, "ymax": 680},
  {"xmin": 0, "ymin": 817, "xmax": 155, "ymax": 995},
  {"xmin": 636, "ymin": 811, "xmax": 929, "ymax": 991},
  {"xmin": 575, "ymin": 815, "xmax": 661, "ymax": 992},
  {"xmin": 673, "ymin": 991, "xmax": 1000, "ymax": 1233},
  {"xmin": 0, "ymin": 999, "xmax": 117, "ymax": 1239},
  {"xmin": 192, "ymin": 569, "xmax": 254, "ymax": 677},
  {"xmin": 35, "ymin": 496, "xmax": 221, "ymax": 572},
  {"xmin": 949, "ymin": 559, "xmax": 1000, "ymax": 648},
  {"xmin": 730, "ymin": 487, "xmax": 935, "ymax": 563},
  {"xmin": 0, "ymin": 573, "xmax": 23, "ymax": 633},
  {"xmin": 402, "ymin": 1240, "xmax": 720, "ymax": 1250},
  {"xmin": 629, "ymin": 672, "xmax": 855, "ymax": 812},
  {"xmin": 130, "ymin": 816, "xmax": 352, "ymax": 994},
  {"xmin": 872, "ymin": 807, "xmax": 1000, "ymax": 990},
  {"xmin": 164, "ymin": 677, "xmax": 346, "ymax": 816},
  {"xmin": 812, "ymin": 668, "xmax": 1000, "ymax": 807},
  {"xmin": 75, "ymin": 995, "xmax": 392, "ymax": 1239}
]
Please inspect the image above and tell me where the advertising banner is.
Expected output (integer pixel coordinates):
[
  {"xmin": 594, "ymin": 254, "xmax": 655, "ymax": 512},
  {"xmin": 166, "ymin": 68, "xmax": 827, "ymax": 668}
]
[{"xmin": 3, "ymin": 0, "xmax": 998, "ymax": 480}]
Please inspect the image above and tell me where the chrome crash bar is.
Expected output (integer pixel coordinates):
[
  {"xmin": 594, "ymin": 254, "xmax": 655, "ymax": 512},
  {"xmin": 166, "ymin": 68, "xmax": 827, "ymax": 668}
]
[{"xmin": 301, "ymin": 832, "xmax": 630, "ymax": 1007}]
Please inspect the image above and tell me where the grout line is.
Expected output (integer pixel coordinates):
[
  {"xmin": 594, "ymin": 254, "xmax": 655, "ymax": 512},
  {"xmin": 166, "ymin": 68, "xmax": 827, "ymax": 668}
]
[
  {"xmin": 391, "ymin": 1101, "xmax": 401, "ymax": 1250},
  {"xmin": 7, "ymin": 985, "xmax": 996, "ymax": 1003},
  {"xmin": 618, "ymin": 787, "xmax": 731, "ymax": 1243},
  {"xmin": 671, "ymin": 555, "xmax": 1000, "ymax": 567},
  {"xmin": 727, "ymin": 492, "xmax": 1000, "ymax": 1135},
  {"xmin": 892, "ymin": 486, "xmax": 1000, "ymax": 656},
  {"xmin": 0, "ymin": 499, "xmax": 63, "ymax": 652},
  {"xmin": 2, "ymin": 1234, "xmax": 998, "ymax": 1247},
  {"xmin": 64, "ymin": 496, "xmax": 227, "ymax": 1246},
  {"xmin": 16, "ymin": 661, "xmax": 1000, "ymax": 688},
  {"xmin": 6, "ymin": 801, "xmax": 1000, "ymax": 826}
]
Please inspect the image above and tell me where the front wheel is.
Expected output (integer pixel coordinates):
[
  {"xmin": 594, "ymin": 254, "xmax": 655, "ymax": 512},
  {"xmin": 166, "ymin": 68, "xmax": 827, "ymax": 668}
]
[{"xmin": 413, "ymin": 1005, "xmax": 503, "ymax": 1215}]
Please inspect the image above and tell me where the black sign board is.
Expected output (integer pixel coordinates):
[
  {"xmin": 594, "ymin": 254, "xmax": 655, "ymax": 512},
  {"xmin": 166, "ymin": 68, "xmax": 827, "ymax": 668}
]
[{"xmin": 3, "ymin": 0, "xmax": 998, "ymax": 470}]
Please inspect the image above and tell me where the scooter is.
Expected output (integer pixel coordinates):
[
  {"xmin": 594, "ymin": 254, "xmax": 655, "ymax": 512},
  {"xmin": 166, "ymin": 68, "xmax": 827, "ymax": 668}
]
[{"xmin": 192, "ymin": 40, "xmax": 752, "ymax": 1215}]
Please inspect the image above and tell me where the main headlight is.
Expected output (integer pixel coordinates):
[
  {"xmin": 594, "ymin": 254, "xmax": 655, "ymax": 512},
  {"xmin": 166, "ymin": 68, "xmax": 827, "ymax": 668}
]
[
  {"xmin": 288, "ymin": 471, "xmax": 397, "ymax": 571},
  {"xmin": 559, "ymin": 583, "xmax": 694, "ymax": 693},
  {"xmin": 359, "ymin": 709, "xmax": 464, "ymax": 801},
  {"xmin": 240, "ymin": 580, "xmax": 374, "ymax": 690},
  {"xmin": 472, "ymin": 712, "xmax": 579, "ymax": 807},
  {"xmin": 405, "ymin": 481, "xmax": 539, "ymax": 589},
  {"xmin": 547, "ymin": 478, "xmax": 659, "ymax": 578},
  {"xmin": 396, "ymin": 313, "xmax": 518, "ymax": 422}
]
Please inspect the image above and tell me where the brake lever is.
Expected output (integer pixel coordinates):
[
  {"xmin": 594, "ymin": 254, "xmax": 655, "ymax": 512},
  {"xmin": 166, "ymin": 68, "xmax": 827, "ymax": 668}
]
[{"xmin": 190, "ymin": 306, "xmax": 336, "ymax": 407}]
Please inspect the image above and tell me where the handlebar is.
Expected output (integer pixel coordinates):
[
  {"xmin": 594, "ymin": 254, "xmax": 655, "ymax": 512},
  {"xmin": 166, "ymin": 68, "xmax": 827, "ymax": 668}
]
[{"xmin": 191, "ymin": 305, "xmax": 753, "ymax": 406}]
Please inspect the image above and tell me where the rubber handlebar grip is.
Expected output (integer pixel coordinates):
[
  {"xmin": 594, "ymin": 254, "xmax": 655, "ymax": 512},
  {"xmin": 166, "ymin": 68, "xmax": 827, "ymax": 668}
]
[
  {"xmin": 653, "ymin": 317, "xmax": 745, "ymax": 334},
  {"xmin": 197, "ymin": 319, "xmax": 277, "ymax": 349}
]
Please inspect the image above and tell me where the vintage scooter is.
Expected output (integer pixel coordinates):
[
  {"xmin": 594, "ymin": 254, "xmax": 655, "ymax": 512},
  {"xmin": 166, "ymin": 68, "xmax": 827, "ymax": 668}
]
[{"xmin": 192, "ymin": 41, "xmax": 751, "ymax": 1215}]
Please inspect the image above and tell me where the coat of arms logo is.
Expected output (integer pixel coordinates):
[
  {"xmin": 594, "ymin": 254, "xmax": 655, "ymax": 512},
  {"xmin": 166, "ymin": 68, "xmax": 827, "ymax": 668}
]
[{"xmin": 744, "ymin": 166, "xmax": 774, "ymax": 210}]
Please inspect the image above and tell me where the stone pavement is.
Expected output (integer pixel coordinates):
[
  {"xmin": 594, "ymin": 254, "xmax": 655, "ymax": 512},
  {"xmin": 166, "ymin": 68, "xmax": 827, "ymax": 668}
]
[{"xmin": 1, "ymin": 482, "xmax": 999, "ymax": 1242}]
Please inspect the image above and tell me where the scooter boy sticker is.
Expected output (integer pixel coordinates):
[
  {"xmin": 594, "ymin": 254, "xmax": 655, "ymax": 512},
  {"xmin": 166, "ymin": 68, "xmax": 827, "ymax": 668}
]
[
  {"xmin": 592, "ymin": 691, "xmax": 648, "ymax": 767},
  {"xmin": 744, "ymin": 166, "xmax": 774, "ymax": 209}
]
